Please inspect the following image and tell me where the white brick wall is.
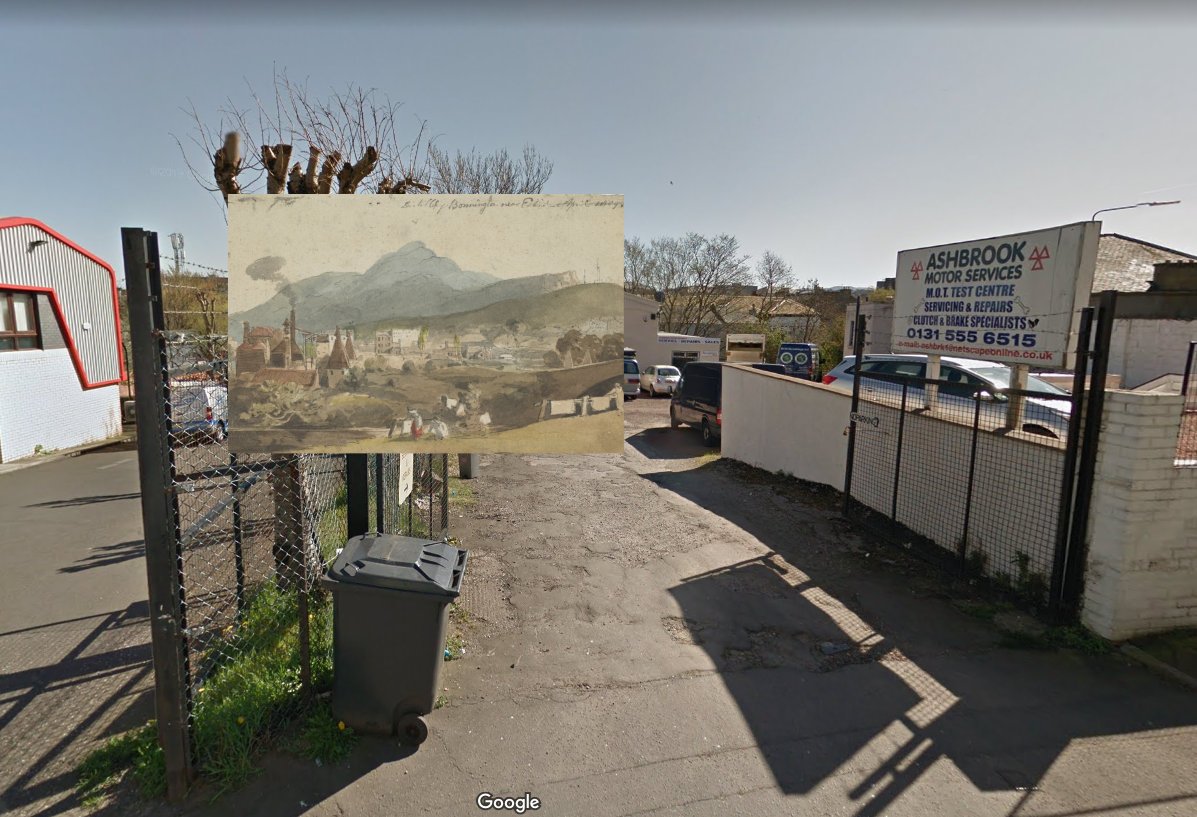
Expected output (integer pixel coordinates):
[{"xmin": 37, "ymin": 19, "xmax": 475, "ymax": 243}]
[
  {"xmin": 1081, "ymin": 391, "xmax": 1197, "ymax": 639},
  {"xmin": 0, "ymin": 349, "xmax": 121, "ymax": 462},
  {"xmin": 1108, "ymin": 318, "xmax": 1197, "ymax": 389}
]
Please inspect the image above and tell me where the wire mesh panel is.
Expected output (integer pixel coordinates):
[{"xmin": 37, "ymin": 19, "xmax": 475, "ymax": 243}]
[{"xmin": 844, "ymin": 363, "xmax": 1079, "ymax": 607}]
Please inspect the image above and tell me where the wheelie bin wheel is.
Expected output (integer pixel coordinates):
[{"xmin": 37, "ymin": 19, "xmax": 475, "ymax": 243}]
[{"xmin": 396, "ymin": 712, "xmax": 429, "ymax": 746}]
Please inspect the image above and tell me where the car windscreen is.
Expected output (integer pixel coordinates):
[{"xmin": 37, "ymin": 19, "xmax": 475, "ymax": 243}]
[
  {"xmin": 970, "ymin": 367, "xmax": 1068, "ymax": 396},
  {"xmin": 657, "ymin": 367, "xmax": 680, "ymax": 377},
  {"xmin": 624, "ymin": 359, "xmax": 639, "ymax": 374}
]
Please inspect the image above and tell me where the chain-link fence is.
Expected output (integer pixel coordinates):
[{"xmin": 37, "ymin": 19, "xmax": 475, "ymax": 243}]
[{"xmin": 123, "ymin": 229, "xmax": 450, "ymax": 796}]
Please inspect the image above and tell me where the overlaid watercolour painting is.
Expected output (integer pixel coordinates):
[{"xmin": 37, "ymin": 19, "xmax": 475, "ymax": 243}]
[{"xmin": 227, "ymin": 194, "xmax": 624, "ymax": 453}]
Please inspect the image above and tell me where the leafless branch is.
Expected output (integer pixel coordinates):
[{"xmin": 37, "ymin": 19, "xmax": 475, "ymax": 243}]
[{"xmin": 177, "ymin": 69, "xmax": 552, "ymax": 204}]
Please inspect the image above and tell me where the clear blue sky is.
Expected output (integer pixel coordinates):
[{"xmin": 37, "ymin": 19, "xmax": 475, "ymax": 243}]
[{"xmin": 3, "ymin": 2, "xmax": 1196, "ymax": 287}]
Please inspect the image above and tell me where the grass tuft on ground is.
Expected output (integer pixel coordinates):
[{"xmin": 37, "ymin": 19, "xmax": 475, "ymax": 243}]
[
  {"xmin": 75, "ymin": 721, "xmax": 165, "ymax": 807},
  {"xmin": 77, "ymin": 581, "xmax": 337, "ymax": 805},
  {"xmin": 449, "ymin": 477, "xmax": 476, "ymax": 507},
  {"xmin": 997, "ymin": 624, "xmax": 1110, "ymax": 654},
  {"xmin": 295, "ymin": 700, "xmax": 358, "ymax": 765}
]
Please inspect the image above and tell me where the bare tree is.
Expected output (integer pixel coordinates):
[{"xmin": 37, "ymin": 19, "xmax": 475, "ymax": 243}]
[
  {"xmin": 640, "ymin": 233, "xmax": 750, "ymax": 337},
  {"xmin": 646, "ymin": 233, "xmax": 704, "ymax": 332},
  {"xmin": 623, "ymin": 237, "xmax": 657, "ymax": 297},
  {"xmin": 177, "ymin": 69, "xmax": 553, "ymax": 209},
  {"xmin": 792, "ymin": 278, "xmax": 854, "ymax": 358},
  {"xmin": 754, "ymin": 251, "xmax": 794, "ymax": 321},
  {"xmin": 427, "ymin": 144, "xmax": 553, "ymax": 194}
]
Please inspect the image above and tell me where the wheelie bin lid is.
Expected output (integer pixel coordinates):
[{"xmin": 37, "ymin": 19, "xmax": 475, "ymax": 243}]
[{"xmin": 327, "ymin": 533, "xmax": 467, "ymax": 596}]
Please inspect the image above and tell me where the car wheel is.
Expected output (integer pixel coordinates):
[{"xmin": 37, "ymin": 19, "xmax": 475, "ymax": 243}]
[
  {"xmin": 214, "ymin": 422, "xmax": 227, "ymax": 443},
  {"xmin": 670, "ymin": 406, "xmax": 680, "ymax": 429},
  {"xmin": 648, "ymin": 383, "xmax": 656, "ymax": 397},
  {"xmin": 701, "ymin": 418, "xmax": 716, "ymax": 447}
]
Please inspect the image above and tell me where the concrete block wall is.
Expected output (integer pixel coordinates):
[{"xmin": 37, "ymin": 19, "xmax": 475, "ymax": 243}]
[
  {"xmin": 1082, "ymin": 391, "xmax": 1197, "ymax": 639},
  {"xmin": 722, "ymin": 365, "xmax": 850, "ymax": 488},
  {"xmin": 1108, "ymin": 318, "xmax": 1197, "ymax": 389},
  {"xmin": 0, "ymin": 349, "xmax": 121, "ymax": 462}
]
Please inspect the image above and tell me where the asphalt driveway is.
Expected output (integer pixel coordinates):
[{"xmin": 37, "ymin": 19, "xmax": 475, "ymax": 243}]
[{"xmin": 0, "ymin": 442, "xmax": 154, "ymax": 817}]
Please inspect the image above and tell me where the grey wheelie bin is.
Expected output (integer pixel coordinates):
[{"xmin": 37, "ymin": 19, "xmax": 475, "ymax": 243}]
[{"xmin": 321, "ymin": 532, "xmax": 468, "ymax": 745}]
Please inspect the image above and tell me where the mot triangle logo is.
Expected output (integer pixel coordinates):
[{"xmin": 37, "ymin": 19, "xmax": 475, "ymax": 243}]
[
  {"xmin": 1029, "ymin": 245, "xmax": 1051, "ymax": 271},
  {"xmin": 910, "ymin": 260, "xmax": 924, "ymax": 280}
]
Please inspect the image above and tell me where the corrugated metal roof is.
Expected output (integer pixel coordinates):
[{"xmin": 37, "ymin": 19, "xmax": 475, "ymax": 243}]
[{"xmin": 0, "ymin": 218, "xmax": 125, "ymax": 387}]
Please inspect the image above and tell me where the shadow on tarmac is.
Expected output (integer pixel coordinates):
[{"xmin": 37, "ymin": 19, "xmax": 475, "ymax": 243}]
[
  {"xmin": 58, "ymin": 540, "xmax": 146, "ymax": 574},
  {"xmin": 657, "ymin": 459, "xmax": 1197, "ymax": 817},
  {"xmin": 26, "ymin": 493, "xmax": 141, "ymax": 509},
  {"xmin": 0, "ymin": 601, "xmax": 155, "ymax": 817}
]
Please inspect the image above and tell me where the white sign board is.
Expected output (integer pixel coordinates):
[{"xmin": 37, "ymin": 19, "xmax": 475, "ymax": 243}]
[
  {"xmin": 397, "ymin": 453, "xmax": 413, "ymax": 503},
  {"xmin": 892, "ymin": 222, "xmax": 1099, "ymax": 369}
]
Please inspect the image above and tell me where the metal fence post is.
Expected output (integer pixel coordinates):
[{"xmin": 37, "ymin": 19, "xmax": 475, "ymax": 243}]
[
  {"xmin": 407, "ymin": 459, "xmax": 417, "ymax": 536},
  {"xmin": 842, "ymin": 299, "xmax": 866, "ymax": 516},
  {"xmin": 271, "ymin": 457, "xmax": 304, "ymax": 587},
  {"xmin": 1049, "ymin": 307, "xmax": 1094, "ymax": 617},
  {"xmin": 1063, "ymin": 292, "xmax": 1117, "ymax": 614},
  {"xmin": 440, "ymin": 455, "xmax": 450, "ymax": 533},
  {"xmin": 458, "ymin": 453, "xmax": 479, "ymax": 479},
  {"xmin": 231, "ymin": 452, "xmax": 246, "ymax": 623},
  {"xmin": 1182, "ymin": 340, "xmax": 1197, "ymax": 397},
  {"xmin": 347, "ymin": 454, "xmax": 369, "ymax": 538},
  {"xmin": 122, "ymin": 227, "xmax": 194, "ymax": 800},
  {"xmin": 375, "ymin": 453, "xmax": 385, "ymax": 533},
  {"xmin": 959, "ymin": 394, "xmax": 983, "ymax": 569},
  {"xmin": 890, "ymin": 382, "xmax": 909, "ymax": 533}
]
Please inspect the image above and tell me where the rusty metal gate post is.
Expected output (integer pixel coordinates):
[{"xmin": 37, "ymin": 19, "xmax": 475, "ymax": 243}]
[{"xmin": 122, "ymin": 227, "xmax": 194, "ymax": 800}]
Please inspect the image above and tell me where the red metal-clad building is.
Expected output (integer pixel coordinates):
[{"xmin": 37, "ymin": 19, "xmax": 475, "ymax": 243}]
[{"xmin": 0, "ymin": 218, "xmax": 125, "ymax": 461}]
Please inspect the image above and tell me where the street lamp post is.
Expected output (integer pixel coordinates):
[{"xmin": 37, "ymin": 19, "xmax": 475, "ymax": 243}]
[{"xmin": 1091, "ymin": 200, "xmax": 1181, "ymax": 221}]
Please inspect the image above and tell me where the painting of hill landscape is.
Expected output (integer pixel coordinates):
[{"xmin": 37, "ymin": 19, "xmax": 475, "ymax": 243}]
[{"xmin": 227, "ymin": 194, "xmax": 624, "ymax": 454}]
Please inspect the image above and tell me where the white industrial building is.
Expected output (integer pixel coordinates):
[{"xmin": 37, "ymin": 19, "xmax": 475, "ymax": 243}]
[
  {"xmin": 0, "ymin": 218, "xmax": 124, "ymax": 462},
  {"xmin": 624, "ymin": 292, "xmax": 720, "ymax": 368}
]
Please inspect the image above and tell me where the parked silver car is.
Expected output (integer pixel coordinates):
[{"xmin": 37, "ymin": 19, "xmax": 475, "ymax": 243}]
[
  {"xmin": 170, "ymin": 382, "xmax": 229, "ymax": 443},
  {"xmin": 822, "ymin": 354, "xmax": 1073, "ymax": 439},
  {"xmin": 641, "ymin": 365, "xmax": 681, "ymax": 396},
  {"xmin": 623, "ymin": 357, "xmax": 641, "ymax": 400}
]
